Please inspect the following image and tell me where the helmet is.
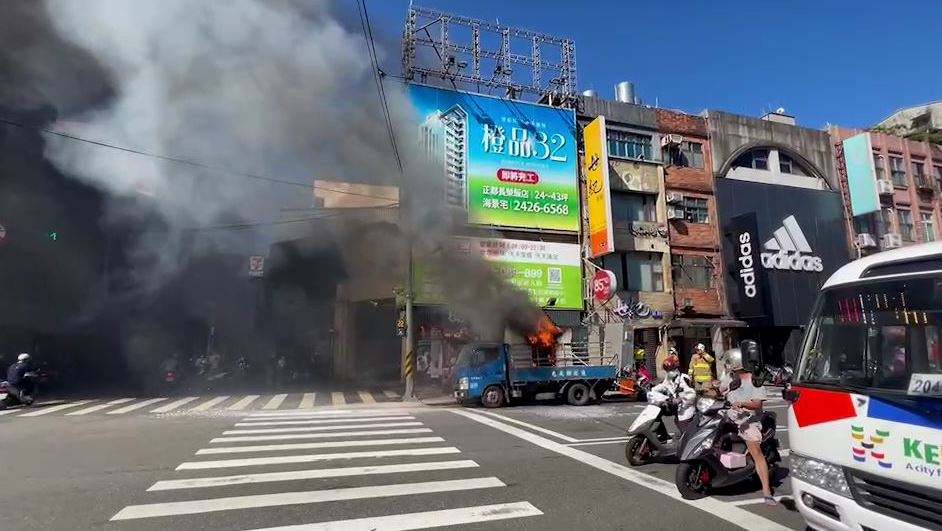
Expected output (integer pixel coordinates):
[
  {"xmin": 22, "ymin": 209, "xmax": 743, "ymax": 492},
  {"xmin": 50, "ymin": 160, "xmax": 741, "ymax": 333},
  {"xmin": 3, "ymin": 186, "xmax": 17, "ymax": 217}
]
[
  {"xmin": 662, "ymin": 355, "xmax": 680, "ymax": 372},
  {"xmin": 17, "ymin": 353, "xmax": 30, "ymax": 362},
  {"xmin": 724, "ymin": 348, "xmax": 744, "ymax": 372},
  {"xmin": 695, "ymin": 343, "xmax": 706, "ymax": 353}
]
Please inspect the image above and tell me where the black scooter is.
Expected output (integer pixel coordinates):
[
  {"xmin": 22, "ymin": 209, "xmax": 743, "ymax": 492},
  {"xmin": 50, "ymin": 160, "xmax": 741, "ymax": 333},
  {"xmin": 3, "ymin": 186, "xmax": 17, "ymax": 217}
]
[{"xmin": 673, "ymin": 396, "xmax": 781, "ymax": 499}]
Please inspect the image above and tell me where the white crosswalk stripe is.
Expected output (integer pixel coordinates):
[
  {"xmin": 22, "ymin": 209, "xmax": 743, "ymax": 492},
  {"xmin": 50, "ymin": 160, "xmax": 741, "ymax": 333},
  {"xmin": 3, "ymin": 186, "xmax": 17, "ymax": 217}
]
[
  {"xmin": 357, "ymin": 390, "xmax": 376, "ymax": 404},
  {"xmin": 234, "ymin": 415, "xmax": 415, "ymax": 427},
  {"xmin": 67, "ymin": 398, "xmax": 135, "ymax": 416},
  {"xmin": 223, "ymin": 421, "xmax": 423, "ymax": 435},
  {"xmin": 228, "ymin": 395, "xmax": 260, "ymax": 410},
  {"xmin": 262, "ymin": 394, "xmax": 287, "ymax": 410},
  {"xmin": 191, "ymin": 396, "xmax": 229, "ymax": 411},
  {"xmin": 383, "ymin": 390, "xmax": 399, "ymax": 399},
  {"xmin": 196, "ymin": 436, "xmax": 446, "ymax": 455},
  {"xmin": 209, "ymin": 428, "xmax": 434, "ymax": 443},
  {"xmin": 151, "ymin": 396, "xmax": 199, "ymax": 413},
  {"xmin": 176, "ymin": 447, "xmax": 463, "ymax": 471},
  {"xmin": 298, "ymin": 393, "xmax": 315, "ymax": 409},
  {"xmin": 331, "ymin": 391, "xmax": 346, "ymax": 405},
  {"xmin": 18, "ymin": 400, "xmax": 93, "ymax": 417},
  {"xmin": 108, "ymin": 398, "xmax": 167, "ymax": 415}
]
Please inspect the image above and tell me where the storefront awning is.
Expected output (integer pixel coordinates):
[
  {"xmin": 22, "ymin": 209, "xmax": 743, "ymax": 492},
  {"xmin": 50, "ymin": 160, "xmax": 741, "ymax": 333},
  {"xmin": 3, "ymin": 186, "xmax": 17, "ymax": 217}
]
[{"xmin": 670, "ymin": 318, "xmax": 748, "ymax": 328}]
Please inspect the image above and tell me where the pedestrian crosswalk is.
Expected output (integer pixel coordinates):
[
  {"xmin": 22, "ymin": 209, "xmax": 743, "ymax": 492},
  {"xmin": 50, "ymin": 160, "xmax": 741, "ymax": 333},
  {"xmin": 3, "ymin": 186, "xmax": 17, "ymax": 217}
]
[
  {"xmin": 109, "ymin": 408, "xmax": 544, "ymax": 529},
  {"xmin": 0, "ymin": 390, "xmax": 401, "ymax": 419}
]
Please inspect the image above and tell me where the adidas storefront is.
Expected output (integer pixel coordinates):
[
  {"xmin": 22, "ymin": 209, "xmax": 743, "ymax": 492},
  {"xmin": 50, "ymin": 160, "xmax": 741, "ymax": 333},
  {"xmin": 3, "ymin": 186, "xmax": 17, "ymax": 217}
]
[{"xmin": 716, "ymin": 178, "xmax": 849, "ymax": 365}]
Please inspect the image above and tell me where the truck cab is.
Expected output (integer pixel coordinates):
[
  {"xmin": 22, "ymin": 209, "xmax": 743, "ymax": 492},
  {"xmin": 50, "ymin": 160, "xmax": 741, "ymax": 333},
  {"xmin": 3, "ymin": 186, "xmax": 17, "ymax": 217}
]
[{"xmin": 452, "ymin": 342, "xmax": 508, "ymax": 408}]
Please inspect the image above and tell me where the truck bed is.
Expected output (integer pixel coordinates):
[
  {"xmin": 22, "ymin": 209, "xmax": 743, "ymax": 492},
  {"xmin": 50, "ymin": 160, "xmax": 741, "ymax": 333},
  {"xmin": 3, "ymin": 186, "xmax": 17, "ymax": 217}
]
[{"xmin": 506, "ymin": 343, "xmax": 618, "ymax": 383}]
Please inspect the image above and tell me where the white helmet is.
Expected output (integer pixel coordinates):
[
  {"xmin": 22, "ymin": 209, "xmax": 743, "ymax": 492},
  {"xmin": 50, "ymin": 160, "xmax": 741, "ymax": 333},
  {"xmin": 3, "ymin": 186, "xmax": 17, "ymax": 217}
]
[
  {"xmin": 695, "ymin": 343, "xmax": 706, "ymax": 353},
  {"xmin": 724, "ymin": 348, "xmax": 744, "ymax": 373},
  {"xmin": 17, "ymin": 353, "xmax": 30, "ymax": 362}
]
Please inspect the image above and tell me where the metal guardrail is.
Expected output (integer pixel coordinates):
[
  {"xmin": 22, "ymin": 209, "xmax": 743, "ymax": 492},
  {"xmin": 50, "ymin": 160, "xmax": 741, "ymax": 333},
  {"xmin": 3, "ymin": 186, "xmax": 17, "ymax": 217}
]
[{"xmin": 507, "ymin": 341, "xmax": 620, "ymax": 368}]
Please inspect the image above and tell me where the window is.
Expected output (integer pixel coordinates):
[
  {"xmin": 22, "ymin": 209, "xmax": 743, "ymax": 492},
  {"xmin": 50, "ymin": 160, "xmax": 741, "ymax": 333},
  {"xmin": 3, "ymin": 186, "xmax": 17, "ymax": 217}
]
[
  {"xmin": 877, "ymin": 207, "xmax": 895, "ymax": 236},
  {"xmin": 611, "ymin": 192, "xmax": 656, "ymax": 223},
  {"xmin": 913, "ymin": 158, "xmax": 927, "ymax": 186},
  {"xmin": 608, "ymin": 130, "xmax": 653, "ymax": 160},
  {"xmin": 601, "ymin": 252, "xmax": 664, "ymax": 292},
  {"xmin": 922, "ymin": 212, "xmax": 937, "ymax": 242},
  {"xmin": 873, "ymin": 153, "xmax": 886, "ymax": 180},
  {"xmin": 733, "ymin": 149, "xmax": 769, "ymax": 170},
  {"xmin": 889, "ymin": 156, "xmax": 906, "ymax": 187},
  {"xmin": 933, "ymin": 162, "xmax": 942, "ymax": 186},
  {"xmin": 681, "ymin": 196, "xmax": 709, "ymax": 223},
  {"xmin": 668, "ymin": 141, "xmax": 704, "ymax": 169},
  {"xmin": 779, "ymin": 153, "xmax": 793, "ymax": 174},
  {"xmin": 672, "ymin": 254, "xmax": 713, "ymax": 289},
  {"xmin": 898, "ymin": 209, "xmax": 914, "ymax": 241}
]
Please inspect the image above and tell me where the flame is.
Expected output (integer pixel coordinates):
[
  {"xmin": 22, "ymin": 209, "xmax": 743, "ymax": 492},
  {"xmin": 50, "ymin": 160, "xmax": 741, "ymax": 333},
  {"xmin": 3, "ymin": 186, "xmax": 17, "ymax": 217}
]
[{"xmin": 527, "ymin": 313, "xmax": 562, "ymax": 351}]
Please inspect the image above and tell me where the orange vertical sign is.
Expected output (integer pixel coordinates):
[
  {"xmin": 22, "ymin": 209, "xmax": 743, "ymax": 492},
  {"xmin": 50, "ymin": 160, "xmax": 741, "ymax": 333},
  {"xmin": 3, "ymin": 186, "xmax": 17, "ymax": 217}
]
[{"xmin": 584, "ymin": 116, "xmax": 613, "ymax": 258}]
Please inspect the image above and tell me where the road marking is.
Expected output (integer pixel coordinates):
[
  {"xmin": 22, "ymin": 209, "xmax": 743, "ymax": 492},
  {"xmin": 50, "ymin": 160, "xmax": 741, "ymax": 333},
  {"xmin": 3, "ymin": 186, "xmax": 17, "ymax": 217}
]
[
  {"xmin": 298, "ymin": 393, "xmax": 315, "ymax": 409},
  {"xmin": 357, "ymin": 390, "xmax": 376, "ymax": 404},
  {"xmin": 240, "ymin": 502, "xmax": 542, "ymax": 531},
  {"xmin": 0, "ymin": 409, "xmax": 17, "ymax": 416},
  {"xmin": 196, "ymin": 436, "xmax": 446, "ymax": 455},
  {"xmin": 331, "ymin": 392, "xmax": 346, "ymax": 406},
  {"xmin": 107, "ymin": 398, "xmax": 168, "ymax": 415},
  {"xmin": 223, "ymin": 421, "xmax": 424, "ymax": 435},
  {"xmin": 151, "ymin": 397, "xmax": 199, "ymax": 413},
  {"xmin": 228, "ymin": 395, "xmax": 260, "ymax": 410},
  {"xmin": 383, "ymin": 390, "xmax": 399, "ymax": 399},
  {"xmin": 572, "ymin": 436, "xmax": 631, "ymax": 443},
  {"xmin": 730, "ymin": 496, "xmax": 787, "ymax": 507},
  {"xmin": 568, "ymin": 439, "xmax": 631, "ymax": 447},
  {"xmin": 111, "ymin": 477, "xmax": 505, "ymax": 520},
  {"xmin": 210, "ymin": 428, "xmax": 434, "ymax": 443},
  {"xmin": 453, "ymin": 410, "xmax": 794, "ymax": 531},
  {"xmin": 191, "ymin": 396, "xmax": 229, "ymax": 411},
  {"xmin": 262, "ymin": 394, "xmax": 287, "ymax": 410},
  {"xmin": 18, "ymin": 400, "xmax": 93, "ymax": 417},
  {"xmin": 471, "ymin": 410, "xmax": 578, "ymax": 442},
  {"xmin": 67, "ymin": 398, "xmax": 134, "ymax": 416},
  {"xmin": 245, "ymin": 409, "xmax": 407, "ymax": 419},
  {"xmin": 235, "ymin": 415, "xmax": 415, "ymax": 427},
  {"xmin": 177, "ymin": 447, "xmax": 462, "ymax": 470},
  {"xmin": 150, "ymin": 460, "xmax": 479, "ymax": 491}
]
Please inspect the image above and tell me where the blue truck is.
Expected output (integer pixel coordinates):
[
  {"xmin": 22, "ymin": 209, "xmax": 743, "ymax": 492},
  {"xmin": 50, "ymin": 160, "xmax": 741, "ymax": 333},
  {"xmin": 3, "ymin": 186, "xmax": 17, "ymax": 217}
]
[{"xmin": 452, "ymin": 341, "xmax": 619, "ymax": 407}]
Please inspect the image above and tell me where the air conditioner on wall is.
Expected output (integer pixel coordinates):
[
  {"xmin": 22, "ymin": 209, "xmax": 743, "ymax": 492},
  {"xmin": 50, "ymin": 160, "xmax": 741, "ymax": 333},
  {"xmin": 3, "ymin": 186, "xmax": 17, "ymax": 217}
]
[
  {"xmin": 665, "ymin": 191, "xmax": 684, "ymax": 204},
  {"xmin": 881, "ymin": 233, "xmax": 903, "ymax": 249},
  {"xmin": 660, "ymin": 134, "xmax": 683, "ymax": 147},
  {"xmin": 667, "ymin": 208, "xmax": 685, "ymax": 220},
  {"xmin": 856, "ymin": 233, "xmax": 877, "ymax": 249},
  {"xmin": 876, "ymin": 179, "xmax": 894, "ymax": 195}
]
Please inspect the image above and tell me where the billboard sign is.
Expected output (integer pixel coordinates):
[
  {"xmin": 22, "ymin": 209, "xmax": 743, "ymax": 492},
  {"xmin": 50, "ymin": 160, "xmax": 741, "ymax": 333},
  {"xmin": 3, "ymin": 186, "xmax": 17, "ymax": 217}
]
[
  {"xmin": 843, "ymin": 133, "xmax": 879, "ymax": 216},
  {"xmin": 409, "ymin": 85, "xmax": 579, "ymax": 231},
  {"xmin": 248, "ymin": 255, "xmax": 265, "ymax": 278},
  {"xmin": 584, "ymin": 116, "xmax": 614, "ymax": 257},
  {"xmin": 726, "ymin": 213, "xmax": 767, "ymax": 319},
  {"xmin": 592, "ymin": 269, "xmax": 617, "ymax": 303},
  {"xmin": 413, "ymin": 237, "xmax": 583, "ymax": 310}
]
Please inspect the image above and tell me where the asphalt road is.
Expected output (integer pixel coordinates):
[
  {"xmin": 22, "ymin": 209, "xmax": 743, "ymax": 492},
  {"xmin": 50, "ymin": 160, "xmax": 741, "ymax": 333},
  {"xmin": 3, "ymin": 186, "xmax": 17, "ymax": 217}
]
[{"xmin": 0, "ymin": 398, "xmax": 808, "ymax": 531}]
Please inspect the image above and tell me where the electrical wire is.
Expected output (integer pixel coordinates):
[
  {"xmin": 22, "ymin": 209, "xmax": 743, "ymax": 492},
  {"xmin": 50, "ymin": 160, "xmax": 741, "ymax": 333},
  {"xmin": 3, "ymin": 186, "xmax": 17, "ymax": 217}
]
[{"xmin": 0, "ymin": 116, "xmax": 399, "ymax": 203}]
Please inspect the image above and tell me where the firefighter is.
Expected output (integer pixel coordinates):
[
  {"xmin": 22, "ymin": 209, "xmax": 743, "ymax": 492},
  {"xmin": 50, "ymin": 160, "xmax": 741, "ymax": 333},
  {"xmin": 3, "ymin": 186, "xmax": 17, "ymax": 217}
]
[{"xmin": 688, "ymin": 343, "xmax": 715, "ymax": 392}]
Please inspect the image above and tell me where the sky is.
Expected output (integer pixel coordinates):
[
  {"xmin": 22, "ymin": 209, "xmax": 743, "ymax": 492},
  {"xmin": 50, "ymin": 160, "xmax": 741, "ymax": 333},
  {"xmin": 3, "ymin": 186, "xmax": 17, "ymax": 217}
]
[{"xmin": 365, "ymin": 0, "xmax": 940, "ymax": 130}]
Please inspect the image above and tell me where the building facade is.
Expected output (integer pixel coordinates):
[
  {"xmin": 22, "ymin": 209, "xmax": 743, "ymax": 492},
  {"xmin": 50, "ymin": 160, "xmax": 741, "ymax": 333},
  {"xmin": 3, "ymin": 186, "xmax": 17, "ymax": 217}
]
[
  {"xmin": 708, "ymin": 111, "xmax": 849, "ymax": 365},
  {"xmin": 831, "ymin": 126, "xmax": 942, "ymax": 258}
]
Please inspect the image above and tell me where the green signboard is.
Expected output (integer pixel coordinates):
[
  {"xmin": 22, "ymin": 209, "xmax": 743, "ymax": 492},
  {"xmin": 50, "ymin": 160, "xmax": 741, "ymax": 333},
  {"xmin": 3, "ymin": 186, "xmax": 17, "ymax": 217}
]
[
  {"xmin": 409, "ymin": 84, "xmax": 579, "ymax": 231},
  {"xmin": 413, "ymin": 237, "xmax": 583, "ymax": 310}
]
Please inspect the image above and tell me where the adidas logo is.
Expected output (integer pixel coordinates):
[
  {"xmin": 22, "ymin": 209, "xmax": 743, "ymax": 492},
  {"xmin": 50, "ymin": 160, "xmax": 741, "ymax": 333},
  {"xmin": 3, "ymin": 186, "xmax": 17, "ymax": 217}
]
[{"xmin": 761, "ymin": 215, "xmax": 824, "ymax": 272}]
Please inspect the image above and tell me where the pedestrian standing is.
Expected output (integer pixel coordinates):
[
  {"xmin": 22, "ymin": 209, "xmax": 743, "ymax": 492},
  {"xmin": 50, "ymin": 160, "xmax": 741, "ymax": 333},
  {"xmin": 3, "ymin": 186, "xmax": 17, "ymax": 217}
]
[{"xmin": 688, "ymin": 343, "xmax": 715, "ymax": 393}]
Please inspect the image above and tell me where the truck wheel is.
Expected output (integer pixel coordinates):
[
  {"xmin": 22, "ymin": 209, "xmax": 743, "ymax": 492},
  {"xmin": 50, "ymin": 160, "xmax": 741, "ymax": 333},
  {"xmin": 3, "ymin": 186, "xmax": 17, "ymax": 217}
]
[
  {"xmin": 566, "ymin": 382, "xmax": 591, "ymax": 406},
  {"xmin": 481, "ymin": 386, "xmax": 505, "ymax": 408}
]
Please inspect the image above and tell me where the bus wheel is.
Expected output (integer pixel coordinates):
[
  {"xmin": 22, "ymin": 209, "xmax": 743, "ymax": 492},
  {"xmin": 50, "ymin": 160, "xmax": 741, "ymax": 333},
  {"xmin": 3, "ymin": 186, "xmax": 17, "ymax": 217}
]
[
  {"xmin": 481, "ymin": 385, "xmax": 505, "ymax": 408},
  {"xmin": 566, "ymin": 382, "xmax": 591, "ymax": 406}
]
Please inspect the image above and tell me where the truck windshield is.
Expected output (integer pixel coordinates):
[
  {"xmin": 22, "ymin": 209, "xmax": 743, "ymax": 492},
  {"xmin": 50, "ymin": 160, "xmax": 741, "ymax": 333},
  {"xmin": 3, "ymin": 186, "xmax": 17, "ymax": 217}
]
[{"xmin": 798, "ymin": 275, "xmax": 942, "ymax": 393}]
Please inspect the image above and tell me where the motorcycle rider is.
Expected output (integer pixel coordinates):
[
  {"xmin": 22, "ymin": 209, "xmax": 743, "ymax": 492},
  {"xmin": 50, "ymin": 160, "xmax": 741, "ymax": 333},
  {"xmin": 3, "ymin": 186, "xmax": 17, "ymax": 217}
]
[
  {"xmin": 688, "ymin": 343, "xmax": 715, "ymax": 393},
  {"xmin": 648, "ymin": 355, "xmax": 697, "ymax": 432},
  {"xmin": 720, "ymin": 346, "xmax": 776, "ymax": 506},
  {"xmin": 3, "ymin": 353, "xmax": 35, "ymax": 407}
]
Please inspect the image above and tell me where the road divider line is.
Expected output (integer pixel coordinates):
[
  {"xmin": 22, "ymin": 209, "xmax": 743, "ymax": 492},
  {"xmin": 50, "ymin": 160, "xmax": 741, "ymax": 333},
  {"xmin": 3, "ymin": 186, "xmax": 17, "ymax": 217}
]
[
  {"xmin": 196, "ymin": 436, "xmax": 446, "ymax": 455},
  {"xmin": 262, "ymin": 394, "xmax": 288, "ymax": 410},
  {"xmin": 357, "ymin": 391, "xmax": 376, "ymax": 404},
  {"xmin": 228, "ymin": 395, "xmax": 260, "ymax": 411},
  {"xmin": 470, "ymin": 410, "xmax": 578, "ymax": 442},
  {"xmin": 107, "ymin": 398, "xmax": 168, "ymax": 415},
  {"xmin": 192, "ymin": 396, "xmax": 229, "ymax": 412},
  {"xmin": 150, "ymin": 460, "xmax": 480, "ymax": 491},
  {"xmin": 151, "ymin": 397, "xmax": 199, "ymax": 413},
  {"xmin": 299, "ymin": 393, "xmax": 315, "ymax": 409},
  {"xmin": 176, "ymin": 447, "xmax": 462, "ymax": 470},
  {"xmin": 331, "ymin": 392, "xmax": 346, "ymax": 406},
  {"xmin": 234, "ymin": 415, "xmax": 415, "ymax": 427},
  {"xmin": 453, "ymin": 410, "xmax": 793, "ymax": 531},
  {"xmin": 240, "ymin": 501, "xmax": 542, "ymax": 531},
  {"xmin": 19, "ymin": 400, "xmax": 93, "ymax": 417},
  {"xmin": 210, "ymin": 428, "xmax": 433, "ymax": 443},
  {"xmin": 67, "ymin": 398, "xmax": 135, "ymax": 416},
  {"xmin": 111, "ymin": 477, "xmax": 505, "ymax": 520},
  {"xmin": 383, "ymin": 390, "xmax": 399, "ymax": 399},
  {"xmin": 223, "ymin": 421, "xmax": 424, "ymax": 435}
]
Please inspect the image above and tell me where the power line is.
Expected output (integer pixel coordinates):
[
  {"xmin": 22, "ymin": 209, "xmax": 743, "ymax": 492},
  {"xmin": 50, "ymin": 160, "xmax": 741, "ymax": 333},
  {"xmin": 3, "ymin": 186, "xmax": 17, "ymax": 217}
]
[
  {"xmin": 356, "ymin": 0, "xmax": 404, "ymax": 175},
  {"xmin": 0, "ymin": 116, "xmax": 399, "ymax": 203}
]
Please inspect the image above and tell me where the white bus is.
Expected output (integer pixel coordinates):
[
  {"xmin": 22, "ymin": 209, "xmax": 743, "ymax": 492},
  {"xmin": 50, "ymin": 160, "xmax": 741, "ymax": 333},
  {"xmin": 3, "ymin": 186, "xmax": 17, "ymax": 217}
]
[{"xmin": 788, "ymin": 241, "xmax": 942, "ymax": 531}]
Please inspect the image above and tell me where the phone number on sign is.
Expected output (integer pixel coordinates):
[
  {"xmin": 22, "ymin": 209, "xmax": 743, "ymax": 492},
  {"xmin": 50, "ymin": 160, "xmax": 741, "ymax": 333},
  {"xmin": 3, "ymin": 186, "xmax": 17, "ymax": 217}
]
[{"xmin": 482, "ymin": 199, "xmax": 569, "ymax": 216}]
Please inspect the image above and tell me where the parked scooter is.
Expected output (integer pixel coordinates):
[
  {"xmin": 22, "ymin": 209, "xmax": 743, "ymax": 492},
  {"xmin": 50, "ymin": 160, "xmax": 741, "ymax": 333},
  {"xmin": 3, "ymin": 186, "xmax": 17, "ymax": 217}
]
[
  {"xmin": 673, "ymin": 396, "xmax": 781, "ymax": 499},
  {"xmin": 624, "ymin": 397, "xmax": 679, "ymax": 465}
]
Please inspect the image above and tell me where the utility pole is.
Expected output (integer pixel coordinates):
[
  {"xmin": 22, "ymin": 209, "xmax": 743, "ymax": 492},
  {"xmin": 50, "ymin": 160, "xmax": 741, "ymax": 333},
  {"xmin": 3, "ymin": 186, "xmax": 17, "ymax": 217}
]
[{"xmin": 404, "ymin": 252, "xmax": 416, "ymax": 400}]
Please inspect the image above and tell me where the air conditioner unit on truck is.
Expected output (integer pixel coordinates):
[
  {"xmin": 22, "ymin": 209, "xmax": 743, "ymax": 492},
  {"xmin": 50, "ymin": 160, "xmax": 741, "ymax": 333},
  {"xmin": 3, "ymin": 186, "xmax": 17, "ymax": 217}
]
[{"xmin": 783, "ymin": 241, "xmax": 942, "ymax": 531}]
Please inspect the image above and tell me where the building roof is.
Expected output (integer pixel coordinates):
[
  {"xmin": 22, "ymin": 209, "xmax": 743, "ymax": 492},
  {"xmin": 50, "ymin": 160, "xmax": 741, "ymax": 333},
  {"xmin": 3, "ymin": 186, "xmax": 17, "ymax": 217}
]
[{"xmin": 875, "ymin": 100, "xmax": 942, "ymax": 129}]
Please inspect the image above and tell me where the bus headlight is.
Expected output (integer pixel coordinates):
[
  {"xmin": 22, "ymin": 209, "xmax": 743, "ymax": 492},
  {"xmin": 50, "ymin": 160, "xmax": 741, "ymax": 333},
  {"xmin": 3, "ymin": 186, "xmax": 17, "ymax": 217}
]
[
  {"xmin": 789, "ymin": 454, "xmax": 851, "ymax": 498},
  {"xmin": 458, "ymin": 377, "xmax": 469, "ymax": 390}
]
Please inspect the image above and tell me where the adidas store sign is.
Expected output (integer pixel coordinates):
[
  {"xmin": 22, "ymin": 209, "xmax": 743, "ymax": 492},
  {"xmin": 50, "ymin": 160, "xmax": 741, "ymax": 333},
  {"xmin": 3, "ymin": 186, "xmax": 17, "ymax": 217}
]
[{"xmin": 760, "ymin": 215, "xmax": 823, "ymax": 272}]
